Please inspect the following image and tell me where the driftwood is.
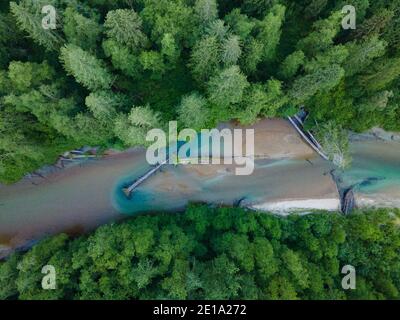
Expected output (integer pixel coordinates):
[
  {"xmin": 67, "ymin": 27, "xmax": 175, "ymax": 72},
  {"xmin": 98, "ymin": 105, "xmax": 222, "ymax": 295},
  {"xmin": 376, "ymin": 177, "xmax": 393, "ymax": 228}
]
[
  {"xmin": 122, "ymin": 160, "xmax": 168, "ymax": 198},
  {"xmin": 287, "ymin": 116, "xmax": 329, "ymax": 161}
]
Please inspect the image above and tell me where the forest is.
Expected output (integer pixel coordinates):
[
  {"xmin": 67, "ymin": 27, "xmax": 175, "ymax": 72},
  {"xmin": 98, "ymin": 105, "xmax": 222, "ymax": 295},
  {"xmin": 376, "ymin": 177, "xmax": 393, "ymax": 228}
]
[
  {"xmin": 1, "ymin": 0, "xmax": 400, "ymax": 183},
  {"xmin": 1, "ymin": 205, "xmax": 400, "ymax": 300}
]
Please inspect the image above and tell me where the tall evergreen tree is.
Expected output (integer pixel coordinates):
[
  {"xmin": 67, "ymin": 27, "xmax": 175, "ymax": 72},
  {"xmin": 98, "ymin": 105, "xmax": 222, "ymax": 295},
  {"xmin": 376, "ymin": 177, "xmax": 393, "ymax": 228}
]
[
  {"xmin": 256, "ymin": 4, "xmax": 285, "ymax": 62},
  {"xmin": 104, "ymin": 9, "xmax": 148, "ymax": 52},
  {"xmin": 60, "ymin": 44, "xmax": 113, "ymax": 91},
  {"xmin": 289, "ymin": 65, "xmax": 345, "ymax": 104},
  {"xmin": 10, "ymin": 0, "xmax": 64, "ymax": 51},
  {"xmin": 63, "ymin": 7, "xmax": 102, "ymax": 51},
  {"xmin": 177, "ymin": 93, "xmax": 209, "ymax": 130},
  {"xmin": 207, "ymin": 65, "xmax": 249, "ymax": 109}
]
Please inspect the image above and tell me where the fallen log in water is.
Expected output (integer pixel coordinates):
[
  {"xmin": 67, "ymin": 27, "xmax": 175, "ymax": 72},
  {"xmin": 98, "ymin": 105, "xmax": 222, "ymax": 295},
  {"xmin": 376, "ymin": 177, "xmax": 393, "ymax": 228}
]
[{"xmin": 122, "ymin": 160, "xmax": 168, "ymax": 198}]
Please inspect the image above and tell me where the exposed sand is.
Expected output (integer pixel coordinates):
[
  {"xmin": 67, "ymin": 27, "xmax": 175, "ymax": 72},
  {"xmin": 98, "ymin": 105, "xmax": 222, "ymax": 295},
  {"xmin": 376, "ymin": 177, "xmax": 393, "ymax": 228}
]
[
  {"xmin": 251, "ymin": 199, "xmax": 341, "ymax": 215},
  {"xmin": 218, "ymin": 118, "xmax": 316, "ymax": 159},
  {"xmin": 355, "ymin": 193, "xmax": 400, "ymax": 209}
]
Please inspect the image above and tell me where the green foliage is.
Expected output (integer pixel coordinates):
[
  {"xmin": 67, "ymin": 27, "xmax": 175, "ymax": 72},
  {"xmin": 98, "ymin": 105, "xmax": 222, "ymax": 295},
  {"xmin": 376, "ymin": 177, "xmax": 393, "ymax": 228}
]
[
  {"xmin": 10, "ymin": 0, "xmax": 64, "ymax": 51},
  {"xmin": 304, "ymin": 45, "xmax": 349, "ymax": 73},
  {"xmin": 189, "ymin": 36, "xmax": 221, "ymax": 83},
  {"xmin": 221, "ymin": 35, "xmax": 242, "ymax": 66},
  {"xmin": 0, "ymin": 254, "xmax": 19, "ymax": 299},
  {"xmin": 256, "ymin": 4, "xmax": 286, "ymax": 62},
  {"xmin": 334, "ymin": 0, "xmax": 370, "ymax": 23},
  {"xmin": 161, "ymin": 33, "xmax": 179, "ymax": 65},
  {"xmin": 207, "ymin": 65, "xmax": 249, "ymax": 111},
  {"xmin": 305, "ymin": 81, "xmax": 355, "ymax": 129},
  {"xmin": 177, "ymin": 93, "xmax": 209, "ymax": 130},
  {"xmin": 297, "ymin": 11, "xmax": 343, "ymax": 56},
  {"xmin": 316, "ymin": 121, "xmax": 352, "ymax": 169},
  {"xmin": 289, "ymin": 65, "xmax": 345, "ymax": 105},
  {"xmin": 63, "ymin": 7, "xmax": 102, "ymax": 51},
  {"xmin": 16, "ymin": 234, "xmax": 70, "ymax": 300},
  {"xmin": 304, "ymin": 0, "xmax": 328, "ymax": 19},
  {"xmin": 141, "ymin": 0, "xmax": 195, "ymax": 47},
  {"xmin": 114, "ymin": 105, "xmax": 161, "ymax": 147},
  {"xmin": 358, "ymin": 57, "xmax": 400, "ymax": 92},
  {"xmin": 278, "ymin": 50, "xmax": 305, "ymax": 79},
  {"xmin": 343, "ymin": 37, "xmax": 387, "ymax": 77},
  {"xmin": 194, "ymin": 0, "xmax": 218, "ymax": 28},
  {"xmin": 7, "ymin": 61, "xmax": 54, "ymax": 92},
  {"xmin": 241, "ymin": 38, "xmax": 264, "ymax": 74},
  {"xmin": 85, "ymin": 90, "xmax": 127, "ymax": 122},
  {"xmin": 60, "ymin": 44, "xmax": 112, "ymax": 91},
  {"xmin": 224, "ymin": 8, "xmax": 256, "ymax": 40},
  {"xmin": 104, "ymin": 9, "xmax": 148, "ymax": 52},
  {"xmin": 242, "ymin": 0, "xmax": 280, "ymax": 17},
  {"xmin": 139, "ymin": 51, "xmax": 166, "ymax": 79},
  {"xmin": 206, "ymin": 19, "xmax": 229, "ymax": 41},
  {"xmin": 352, "ymin": 9, "xmax": 394, "ymax": 41},
  {"xmin": 1, "ymin": 205, "xmax": 399, "ymax": 300},
  {"xmin": 102, "ymin": 39, "xmax": 142, "ymax": 79},
  {"xmin": 237, "ymin": 80, "xmax": 286, "ymax": 124}
]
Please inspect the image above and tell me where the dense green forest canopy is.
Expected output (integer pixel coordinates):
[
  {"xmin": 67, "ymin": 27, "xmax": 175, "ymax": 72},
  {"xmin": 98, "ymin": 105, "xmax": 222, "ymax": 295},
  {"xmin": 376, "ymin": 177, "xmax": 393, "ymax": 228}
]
[
  {"xmin": 1, "ymin": 0, "xmax": 400, "ymax": 183},
  {"xmin": 1, "ymin": 205, "xmax": 400, "ymax": 300}
]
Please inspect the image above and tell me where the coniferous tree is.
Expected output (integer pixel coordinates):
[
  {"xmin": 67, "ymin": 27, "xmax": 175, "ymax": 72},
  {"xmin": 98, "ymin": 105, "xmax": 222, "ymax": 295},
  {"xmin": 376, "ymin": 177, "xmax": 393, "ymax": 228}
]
[
  {"xmin": 316, "ymin": 121, "xmax": 352, "ymax": 169},
  {"xmin": 241, "ymin": 0, "xmax": 280, "ymax": 17},
  {"xmin": 190, "ymin": 36, "xmax": 221, "ymax": 82},
  {"xmin": 358, "ymin": 57, "xmax": 400, "ymax": 92},
  {"xmin": 343, "ymin": 37, "xmax": 387, "ymax": 77},
  {"xmin": 289, "ymin": 65, "xmax": 345, "ymax": 104},
  {"xmin": 177, "ymin": 93, "xmax": 209, "ymax": 130},
  {"xmin": 304, "ymin": 0, "xmax": 328, "ymax": 20},
  {"xmin": 114, "ymin": 105, "xmax": 161, "ymax": 147},
  {"xmin": 304, "ymin": 45, "xmax": 349, "ymax": 73},
  {"xmin": 85, "ymin": 90, "xmax": 127, "ymax": 122},
  {"xmin": 104, "ymin": 9, "xmax": 148, "ymax": 52},
  {"xmin": 10, "ymin": 0, "xmax": 64, "ymax": 51},
  {"xmin": 194, "ymin": 0, "xmax": 218, "ymax": 28},
  {"xmin": 63, "ymin": 7, "xmax": 102, "ymax": 51},
  {"xmin": 207, "ymin": 65, "xmax": 249, "ymax": 109},
  {"xmin": 0, "ymin": 0, "xmax": 399, "ymax": 183},
  {"xmin": 278, "ymin": 50, "xmax": 305, "ymax": 80},
  {"xmin": 352, "ymin": 9, "xmax": 394, "ymax": 41},
  {"xmin": 102, "ymin": 39, "xmax": 142, "ymax": 79},
  {"xmin": 256, "ymin": 4, "xmax": 285, "ymax": 62},
  {"xmin": 221, "ymin": 35, "xmax": 242, "ymax": 66},
  {"xmin": 297, "ymin": 11, "xmax": 343, "ymax": 56},
  {"xmin": 60, "ymin": 44, "xmax": 113, "ymax": 91}
]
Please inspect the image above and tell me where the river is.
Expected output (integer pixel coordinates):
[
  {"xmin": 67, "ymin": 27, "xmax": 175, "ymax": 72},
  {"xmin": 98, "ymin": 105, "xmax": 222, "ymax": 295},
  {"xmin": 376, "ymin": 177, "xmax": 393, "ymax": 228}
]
[{"xmin": 0, "ymin": 119, "xmax": 399, "ymax": 257}]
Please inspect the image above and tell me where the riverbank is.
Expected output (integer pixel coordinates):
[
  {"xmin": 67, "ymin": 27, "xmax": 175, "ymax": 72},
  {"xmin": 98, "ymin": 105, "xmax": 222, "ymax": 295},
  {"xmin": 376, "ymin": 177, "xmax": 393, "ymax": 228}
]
[
  {"xmin": 218, "ymin": 118, "xmax": 316, "ymax": 159},
  {"xmin": 250, "ymin": 198, "xmax": 341, "ymax": 215},
  {"xmin": 350, "ymin": 127, "xmax": 400, "ymax": 143}
]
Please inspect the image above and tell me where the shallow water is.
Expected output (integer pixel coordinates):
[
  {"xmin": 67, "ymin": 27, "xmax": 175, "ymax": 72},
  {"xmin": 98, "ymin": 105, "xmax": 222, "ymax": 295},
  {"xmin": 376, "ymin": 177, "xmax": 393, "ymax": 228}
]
[
  {"xmin": 341, "ymin": 140, "xmax": 400, "ymax": 194},
  {"xmin": 112, "ymin": 157, "xmax": 336, "ymax": 215}
]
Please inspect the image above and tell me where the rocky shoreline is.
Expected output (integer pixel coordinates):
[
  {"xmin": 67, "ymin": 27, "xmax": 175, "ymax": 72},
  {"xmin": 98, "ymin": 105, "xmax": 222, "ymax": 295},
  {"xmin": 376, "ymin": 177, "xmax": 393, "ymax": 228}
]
[{"xmin": 350, "ymin": 127, "xmax": 400, "ymax": 143}]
